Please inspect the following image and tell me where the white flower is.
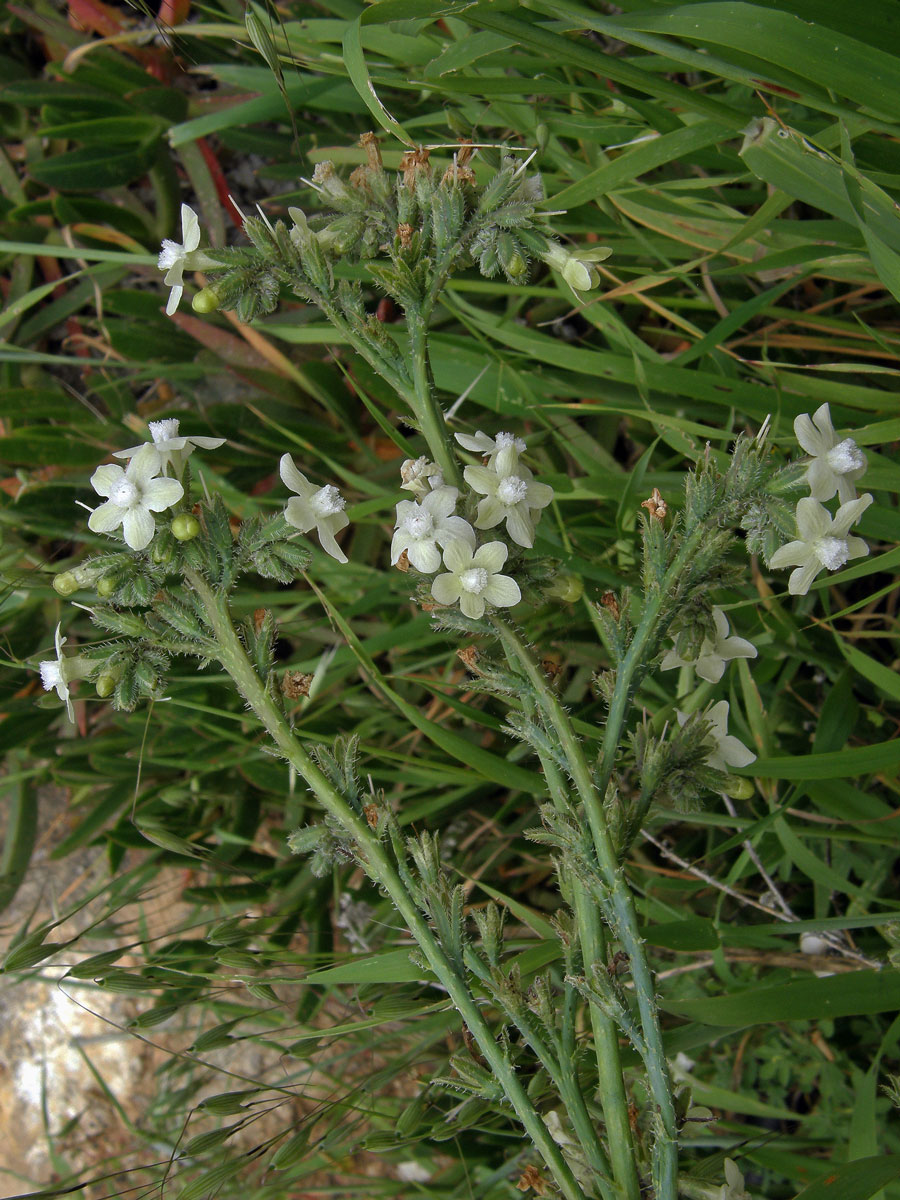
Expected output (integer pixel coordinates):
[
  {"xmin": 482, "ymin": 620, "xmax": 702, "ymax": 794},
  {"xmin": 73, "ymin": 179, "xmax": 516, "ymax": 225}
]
[
  {"xmin": 399, "ymin": 456, "xmax": 444, "ymax": 497},
  {"xmin": 679, "ymin": 700, "xmax": 756, "ymax": 774},
  {"xmin": 431, "ymin": 540, "xmax": 521, "ymax": 619},
  {"xmin": 454, "ymin": 430, "xmax": 527, "ymax": 467},
  {"xmin": 795, "ymin": 404, "xmax": 867, "ymax": 504},
  {"xmin": 464, "ymin": 454, "xmax": 554, "ymax": 548},
  {"xmin": 770, "ymin": 494, "xmax": 872, "ymax": 595},
  {"xmin": 158, "ymin": 204, "xmax": 202, "ymax": 316},
  {"xmin": 280, "ymin": 454, "xmax": 349, "ymax": 563},
  {"xmin": 38, "ymin": 623, "xmax": 92, "ymax": 723},
  {"xmin": 391, "ymin": 487, "xmax": 475, "ymax": 572},
  {"xmin": 114, "ymin": 418, "xmax": 225, "ymax": 477},
  {"xmin": 661, "ymin": 608, "xmax": 757, "ymax": 684},
  {"xmin": 540, "ymin": 243, "xmax": 612, "ymax": 292},
  {"xmin": 800, "ymin": 932, "xmax": 829, "ymax": 956},
  {"xmin": 88, "ymin": 444, "xmax": 184, "ymax": 551}
]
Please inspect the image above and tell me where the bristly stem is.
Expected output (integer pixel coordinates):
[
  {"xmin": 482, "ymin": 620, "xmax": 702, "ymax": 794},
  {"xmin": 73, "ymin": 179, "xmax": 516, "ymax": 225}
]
[
  {"xmin": 493, "ymin": 616, "xmax": 678, "ymax": 1197},
  {"xmin": 185, "ymin": 566, "xmax": 589, "ymax": 1200}
]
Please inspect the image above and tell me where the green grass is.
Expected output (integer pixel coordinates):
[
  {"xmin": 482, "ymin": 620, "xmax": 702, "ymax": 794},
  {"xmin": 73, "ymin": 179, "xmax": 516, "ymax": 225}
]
[{"xmin": 1, "ymin": 1, "xmax": 899, "ymax": 1197}]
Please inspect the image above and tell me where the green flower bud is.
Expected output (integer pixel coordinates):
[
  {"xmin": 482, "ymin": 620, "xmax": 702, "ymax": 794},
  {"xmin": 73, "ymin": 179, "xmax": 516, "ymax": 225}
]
[
  {"xmin": 192, "ymin": 287, "xmax": 220, "ymax": 314},
  {"xmin": 151, "ymin": 538, "xmax": 174, "ymax": 564},
  {"xmin": 53, "ymin": 571, "xmax": 79, "ymax": 597},
  {"xmin": 95, "ymin": 674, "xmax": 116, "ymax": 698},
  {"xmin": 97, "ymin": 575, "xmax": 118, "ymax": 598},
  {"xmin": 721, "ymin": 775, "xmax": 755, "ymax": 800},
  {"xmin": 171, "ymin": 513, "xmax": 201, "ymax": 542},
  {"xmin": 547, "ymin": 573, "xmax": 584, "ymax": 604}
]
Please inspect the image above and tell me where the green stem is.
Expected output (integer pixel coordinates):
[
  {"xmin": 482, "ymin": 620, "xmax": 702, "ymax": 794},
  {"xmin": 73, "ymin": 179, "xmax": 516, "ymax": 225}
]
[
  {"xmin": 510, "ymin": 655, "xmax": 642, "ymax": 1200},
  {"xmin": 493, "ymin": 617, "xmax": 677, "ymax": 1197},
  {"xmin": 407, "ymin": 311, "xmax": 463, "ymax": 488},
  {"xmin": 185, "ymin": 568, "xmax": 588, "ymax": 1200}
]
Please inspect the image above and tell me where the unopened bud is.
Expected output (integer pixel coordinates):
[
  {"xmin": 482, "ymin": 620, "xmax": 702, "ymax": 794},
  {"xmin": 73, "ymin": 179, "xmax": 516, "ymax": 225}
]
[
  {"xmin": 95, "ymin": 674, "xmax": 116, "ymax": 698},
  {"xmin": 547, "ymin": 573, "xmax": 583, "ymax": 604},
  {"xmin": 171, "ymin": 513, "xmax": 201, "ymax": 542},
  {"xmin": 53, "ymin": 571, "xmax": 78, "ymax": 597},
  {"xmin": 97, "ymin": 574, "xmax": 118, "ymax": 598},
  {"xmin": 721, "ymin": 775, "xmax": 755, "ymax": 800},
  {"xmin": 192, "ymin": 287, "xmax": 220, "ymax": 314}
]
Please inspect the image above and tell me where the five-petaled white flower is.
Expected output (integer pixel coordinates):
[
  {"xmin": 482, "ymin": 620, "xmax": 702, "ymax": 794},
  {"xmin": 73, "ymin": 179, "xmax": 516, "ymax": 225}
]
[
  {"xmin": 39, "ymin": 623, "xmax": 92, "ymax": 723},
  {"xmin": 158, "ymin": 204, "xmax": 201, "ymax": 316},
  {"xmin": 662, "ymin": 607, "xmax": 757, "ymax": 684},
  {"xmin": 88, "ymin": 444, "xmax": 184, "ymax": 551},
  {"xmin": 454, "ymin": 430, "xmax": 527, "ymax": 467},
  {"xmin": 679, "ymin": 700, "xmax": 756, "ymax": 774},
  {"xmin": 794, "ymin": 403, "xmax": 867, "ymax": 503},
  {"xmin": 399, "ymin": 456, "xmax": 444, "ymax": 497},
  {"xmin": 431, "ymin": 540, "xmax": 521, "ymax": 620},
  {"xmin": 280, "ymin": 454, "xmax": 350, "ymax": 563},
  {"xmin": 114, "ymin": 418, "xmax": 225, "ymax": 477},
  {"xmin": 392, "ymin": 487, "xmax": 475, "ymax": 573},
  {"xmin": 770, "ymin": 494, "xmax": 872, "ymax": 595},
  {"xmin": 464, "ymin": 449, "xmax": 554, "ymax": 548}
]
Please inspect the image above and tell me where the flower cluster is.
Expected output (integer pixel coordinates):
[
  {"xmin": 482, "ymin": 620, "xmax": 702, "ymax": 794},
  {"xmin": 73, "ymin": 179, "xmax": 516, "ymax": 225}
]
[
  {"xmin": 392, "ymin": 431, "xmax": 554, "ymax": 620},
  {"xmin": 771, "ymin": 404, "xmax": 871, "ymax": 595}
]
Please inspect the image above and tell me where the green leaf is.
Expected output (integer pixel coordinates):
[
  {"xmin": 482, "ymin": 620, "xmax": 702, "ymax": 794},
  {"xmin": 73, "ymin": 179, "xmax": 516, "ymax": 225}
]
[
  {"xmin": 28, "ymin": 142, "xmax": 159, "ymax": 191},
  {"xmin": 342, "ymin": 16, "xmax": 413, "ymax": 146},
  {"xmin": 303, "ymin": 948, "xmax": 427, "ymax": 985},
  {"xmin": 662, "ymin": 970, "xmax": 900, "ymax": 1026},
  {"xmin": 793, "ymin": 1156, "xmax": 900, "ymax": 1200}
]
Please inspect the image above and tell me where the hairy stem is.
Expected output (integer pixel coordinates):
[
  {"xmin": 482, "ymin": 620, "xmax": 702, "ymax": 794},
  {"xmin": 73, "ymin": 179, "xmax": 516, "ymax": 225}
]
[
  {"xmin": 493, "ymin": 617, "xmax": 678, "ymax": 1197},
  {"xmin": 185, "ymin": 568, "xmax": 588, "ymax": 1200},
  {"xmin": 407, "ymin": 310, "xmax": 463, "ymax": 488}
]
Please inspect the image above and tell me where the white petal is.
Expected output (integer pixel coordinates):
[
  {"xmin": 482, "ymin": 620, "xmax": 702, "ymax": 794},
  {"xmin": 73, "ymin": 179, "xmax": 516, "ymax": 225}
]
[
  {"xmin": 316, "ymin": 518, "xmax": 348, "ymax": 563},
  {"xmin": 112, "ymin": 443, "xmax": 144, "ymax": 461},
  {"xmin": 695, "ymin": 654, "xmax": 725, "ymax": 684},
  {"xmin": 794, "ymin": 412, "xmax": 828, "ymax": 456},
  {"xmin": 770, "ymin": 540, "xmax": 809, "ymax": 570},
  {"xmin": 720, "ymin": 636, "xmax": 757, "ymax": 661},
  {"xmin": 806, "ymin": 458, "xmax": 837, "ymax": 502},
  {"xmin": 789, "ymin": 561, "xmax": 821, "ymax": 595},
  {"xmin": 123, "ymin": 507, "xmax": 155, "ymax": 550},
  {"xmin": 506, "ymin": 505, "xmax": 534, "ymax": 548},
  {"xmin": 424, "ymin": 487, "xmax": 458, "ymax": 519},
  {"xmin": 455, "ymin": 432, "xmax": 494, "ymax": 453},
  {"xmin": 431, "ymin": 573, "xmax": 461, "ymax": 605},
  {"xmin": 391, "ymin": 528, "xmax": 412, "ymax": 563},
  {"xmin": 845, "ymin": 536, "xmax": 870, "ymax": 561},
  {"xmin": 474, "ymin": 495, "xmax": 504, "ymax": 529},
  {"xmin": 705, "ymin": 701, "xmax": 730, "ymax": 738},
  {"xmin": 718, "ymin": 735, "xmax": 756, "ymax": 769},
  {"xmin": 473, "ymin": 541, "xmax": 508, "ymax": 573},
  {"xmin": 88, "ymin": 501, "xmax": 124, "ymax": 534},
  {"xmin": 482, "ymin": 574, "xmax": 521, "ymax": 608},
  {"xmin": 142, "ymin": 477, "xmax": 184, "ymax": 512},
  {"xmin": 464, "ymin": 465, "xmax": 499, "ymax": 496},
  {"xmin": 284, "ymin": 495, "xmax": 315, "ymax": 533},
  {"xmin": 711, "ymin": 608, "xmax": 730, "ymax": 641},
  {"xmin": 181, "ymin": 204, "xmax": 201, "ymax": 252},
  {"xmin": 280, "ymin": 454, "xmax": 314, "ymax": 499},
  {"xmin": 525, "ymin": 480, "xmax": 554, "ymax": 510},
  {"xmin": 90, "ymin": 463, "xmax": 124, "ymax": 498},
  {"xmin": 443, "ymin": 540, "xmax": 474, "ymax": 574},
  {"xmin": 832, "ymin": 492, "xmax": 873, "ymax": 538},
  {"xmin": 165, "ymin": 283, "xmax": 183, "ymax": 316},
  {"xmin": 128, "ymin": 444, "xmax": 163, "ymax": 486},
  {"xmin": 408, "ymin": 541, "xmax": 441, "ymax": 573},
  {"xmin": 188, "ymin": 435, "xmax": 226, "ymax": 450},
  {"xmin": 437, "ymin": 515, "xmax": 476, "ymax": 548},
  {"xmin": 795, "ymin": 497, "xmax": 831, "ymax": 541},
  {"xmin": 459, "ymin": 591, "xmax": 486, "ymax": 619}
]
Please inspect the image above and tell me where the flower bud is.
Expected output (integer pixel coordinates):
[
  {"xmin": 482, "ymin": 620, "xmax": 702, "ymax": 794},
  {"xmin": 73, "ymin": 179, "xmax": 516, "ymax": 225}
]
[
  {"xmin": 171, "ymin": 513, "xmax": 201, "ymax": 542},
  {"xmin": 192, "ymin": 287, "xmax": 220, "ymax": 314},
  {"xmin": 97, "ymin": 574, "xmax": 118, "ymax": 598},
  {"xmin": 95, "ymin": 673, "xmax": 116, "ymax": 698},
  {"xmin": 720, "ymin": 775, "xmax": 755, "ymax": 800},
  {"xmin": 53, "ymin": 571, "xmax": 79, "ymax": 597},
  {"xmin": 547, "ymin": 573, "xmax": 584, "ymax": 604}
]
